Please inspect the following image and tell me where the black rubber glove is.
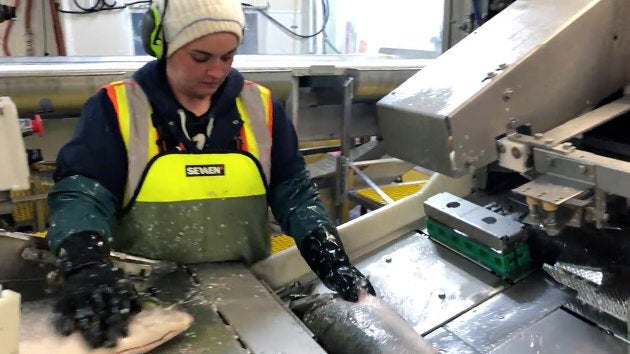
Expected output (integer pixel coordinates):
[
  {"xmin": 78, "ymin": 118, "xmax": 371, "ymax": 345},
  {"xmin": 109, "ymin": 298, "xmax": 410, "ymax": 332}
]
[
  {"xmin": 298, "ymin": 226, "xmax": 376, "ymax": 302},
  {"xmin": 54, "ymin": 232, "xmax": 142, "ymax": 348}
]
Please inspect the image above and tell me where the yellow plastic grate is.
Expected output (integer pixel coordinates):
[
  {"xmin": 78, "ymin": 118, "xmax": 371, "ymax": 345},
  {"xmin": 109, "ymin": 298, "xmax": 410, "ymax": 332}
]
[
  {"xmin": 11, "ymin": 189, "xmax": 35, "ymax": 222},
  {"xmin": 271, "ymin": 234, "xmax": 296, "ymax": 254},
  {"xmin": 31, "ymin": 231, "xmax": 47, "ymax": 238},
  {"xmin": 355, "ymin": 181, "xmax": 427, "ymax": 206}
]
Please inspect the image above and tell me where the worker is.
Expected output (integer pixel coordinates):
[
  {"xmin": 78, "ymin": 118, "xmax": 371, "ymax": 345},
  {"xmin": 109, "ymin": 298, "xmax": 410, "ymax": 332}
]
[{"xmin": 46, "ymin": 0, "xmax": 375, "ymax": 348}]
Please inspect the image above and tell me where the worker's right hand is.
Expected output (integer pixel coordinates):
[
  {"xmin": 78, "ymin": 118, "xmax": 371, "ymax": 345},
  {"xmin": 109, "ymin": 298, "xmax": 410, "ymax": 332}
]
[{"xmin": 53, "ymin": 232, "xmax": 142, "ymax": 348}]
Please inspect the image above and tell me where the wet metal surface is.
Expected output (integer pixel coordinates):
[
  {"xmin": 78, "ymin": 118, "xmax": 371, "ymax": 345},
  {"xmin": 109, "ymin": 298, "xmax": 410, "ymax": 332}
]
[
  {"xmin": 489, "ymin": 309, "xmax": 629, "ymax": 354},
  {"xmin": 0, "ymin": 232, "xmax": 50, "ymax": 284},
  {"xmin": 19, "ymin": 263, "xmax": 324, "ymax": 354},
  {"xmin": 149, "ymin": 263, "xmax": 325, "ymax": 354},
  {"xmin": 352, "ymin": 232, "xmax": 507, "ymax": 335},
  {"xmin": 425, "ymin": 308, "xmax": 629, "ymax": 354},
  {"xmin": 324, "ymin": 228, "xmax": 628, "ymax": 353},
  {"xmin": 424, "ymin": 328, "xmax": 479, "ymax": 354},
  {"xmin": 443, "ymin": 272, "xmax": 570, "ymax": 353},
  {"xmin": 544, "ymin": 262, "xmax": 629, "ymax": 322},
  {"xmin": 143, "ymin": 267, "xmax": 248, "ymax": 354}
]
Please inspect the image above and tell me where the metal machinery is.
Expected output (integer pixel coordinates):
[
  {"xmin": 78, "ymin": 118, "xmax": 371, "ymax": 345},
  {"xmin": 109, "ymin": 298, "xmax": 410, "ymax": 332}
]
[
  {"xmin": 375, "ymin": 0, "xmax": 630, "ymax": 352},
  {"xmin": 3, "ymin": 0, "xmax": 630, "ymax": 352}
]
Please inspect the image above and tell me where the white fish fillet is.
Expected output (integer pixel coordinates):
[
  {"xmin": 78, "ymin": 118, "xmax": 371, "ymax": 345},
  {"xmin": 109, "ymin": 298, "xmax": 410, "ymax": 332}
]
[{"xmin": 19, "ymin": 304, "xmax": 194, "ymax": 354}]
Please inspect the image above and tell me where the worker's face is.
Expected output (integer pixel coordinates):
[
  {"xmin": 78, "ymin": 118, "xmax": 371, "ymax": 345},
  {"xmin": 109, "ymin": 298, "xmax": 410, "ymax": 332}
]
[{"xmin": 167, "ymin": 32, "xmax": 239, "ymax": 99}]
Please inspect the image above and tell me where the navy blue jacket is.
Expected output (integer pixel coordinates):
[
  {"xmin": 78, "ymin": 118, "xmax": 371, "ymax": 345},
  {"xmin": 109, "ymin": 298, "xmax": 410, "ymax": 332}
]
[{"xmin": 48, "ymin": 58, "xmax": 332, "ymax": 252}]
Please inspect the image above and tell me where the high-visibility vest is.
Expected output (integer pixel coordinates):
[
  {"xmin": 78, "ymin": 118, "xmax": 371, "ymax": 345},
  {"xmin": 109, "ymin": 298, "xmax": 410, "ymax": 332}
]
[
  {"xmin": 103, "ymin": 79, "xmax": 273, "ymax": 207},
  {"xmin": 101, "ymin": 79, "xmax": 275, "ymax": 264}
]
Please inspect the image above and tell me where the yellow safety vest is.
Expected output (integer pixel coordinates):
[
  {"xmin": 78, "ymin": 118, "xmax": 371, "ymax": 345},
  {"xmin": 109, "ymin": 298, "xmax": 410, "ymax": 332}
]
[{"xmin": 102, "ymin": 79, "xmax": 274, "ymax": 264}]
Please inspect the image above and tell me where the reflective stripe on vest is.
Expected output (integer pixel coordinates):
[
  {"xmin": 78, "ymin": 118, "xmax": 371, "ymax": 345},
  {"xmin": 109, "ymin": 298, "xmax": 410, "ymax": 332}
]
[
  {"xmin": 237, "ymin": 81, "xmax": 273, "ymax": 185},
  {"xmin": 102, "ymin": 79, "xmax": 273, "ymax": 207},
  {"xmin": 102, "ymin": 79, "xmax": 159, "ymax": 205}
]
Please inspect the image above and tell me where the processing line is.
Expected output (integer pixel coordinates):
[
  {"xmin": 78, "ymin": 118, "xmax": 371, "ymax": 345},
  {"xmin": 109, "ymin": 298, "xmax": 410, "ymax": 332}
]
[{"xmin": 3, "ymin": 0, "xmax": 630, "ymax": 352}]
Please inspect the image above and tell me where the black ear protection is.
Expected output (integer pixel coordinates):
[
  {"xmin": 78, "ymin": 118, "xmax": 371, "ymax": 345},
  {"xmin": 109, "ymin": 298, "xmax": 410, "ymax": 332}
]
[{"xmin": 141, "ymin": 0, "xmax": 169, "ymax": 58}]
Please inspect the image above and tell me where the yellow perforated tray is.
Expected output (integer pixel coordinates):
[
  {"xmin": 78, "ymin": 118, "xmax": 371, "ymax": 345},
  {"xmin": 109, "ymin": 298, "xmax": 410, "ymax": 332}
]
[
  {"xmin": 355, "ymin": 181, "xmax": 427, "ymax": 205},
  {"xmin": 271, "ymin": 234, "xmax": 296, "ymax": 254}
]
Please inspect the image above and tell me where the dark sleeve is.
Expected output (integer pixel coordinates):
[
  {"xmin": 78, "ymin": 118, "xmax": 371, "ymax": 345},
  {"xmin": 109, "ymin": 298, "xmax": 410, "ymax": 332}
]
[
  {"xmin": 53, "ymin": 89, "xmax": 128, "ymax": 203},
  {"xmin": 267, "ymin": 97, "xmax": 335, "ymax": 245},
  {"xmin": 46, "ymin": 90, "xmax": 127, "ymax": 252},
  {"xmin": 268, "ymin": 98, "xmax": 306, "ymax": 190}
]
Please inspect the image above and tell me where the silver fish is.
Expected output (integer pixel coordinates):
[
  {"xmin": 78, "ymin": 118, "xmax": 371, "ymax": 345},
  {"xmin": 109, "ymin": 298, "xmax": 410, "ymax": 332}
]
[{"xmin": 290, "ymin": 293, "xmax": 436, "ymax": 354}]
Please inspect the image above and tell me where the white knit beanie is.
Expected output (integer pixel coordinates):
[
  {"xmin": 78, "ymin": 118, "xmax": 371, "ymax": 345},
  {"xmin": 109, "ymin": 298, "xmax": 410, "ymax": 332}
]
[{"xmin": 158, "ymin": 0, "xmax": 245, "ymax": 57}]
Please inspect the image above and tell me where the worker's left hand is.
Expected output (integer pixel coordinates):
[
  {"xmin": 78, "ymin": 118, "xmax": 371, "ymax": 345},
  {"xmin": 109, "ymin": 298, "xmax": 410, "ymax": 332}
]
[
  {"xmin": 55, "ymin": 262, "xmax": 142, "ymax": 348},
  {"xmin": 298, "ymin": 226, "xmax": 377, "ymax": 302},
  {"xmin": 53, "ymin": 231, "xmax": 142, "ymax": 348}
]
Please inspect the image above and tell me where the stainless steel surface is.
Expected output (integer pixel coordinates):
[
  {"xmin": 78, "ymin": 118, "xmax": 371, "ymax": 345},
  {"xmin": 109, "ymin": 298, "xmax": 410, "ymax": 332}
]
[
  {"xmin": 532, "ymin": 146, "xmax": 630, "ymax": 199},
  {"xmin": 341, "ymin": 78, "xmax": 354, "ymax": 157},
  {"xmin": 424, "ymin": 328, "xmax": 478, "ymax": 354},
  {"xmin": 532, "ymin": 147, "xmax": 598, "ymax": 186},
  {"xmin": 20, "ymin": 263, "xmax": 325, "ymax": 353},
  {"xmin": 144, "ymin": 263, "xmax": 325, "ymax": 353},
  {"xmin": 541, "ymin": 96, "xmax": 630, "ymax": 146},
  {"xmin": 11, "ymin": 247, "xmax": 326, "ymax": 352},
  {"xmin": 498, "ymin": 96, "xmax": 630, "ymax": 174},
  {"xmin": 292, "ymin": 102, "xmax": 378, "ymax": 141},
  {"xmin": 442, "ymin": 272, "xmax": 570, "ymax": 353},
  {"xmin": 424, "ymin": 192, "xmax": 526, "ymax": 251},
  {"xmin": 490, "ymin": 309, "xmax": 629, "ymax": 354},
  {"xmin": 353, "ymin": 233, "xmax": 506, "ymax": 335},
  {"xmin": 513, "ymin": 174, "xmax": 591, "ymax": 206},
  {"xmin": 307, "ymin": 226, "xmax": 628, "ymax": 354},
  {"xmin": 377, "ymin": 0, "xmax": 630, "ymax": 177},
  {"xmin": 0, "ymin": 231, "xmax": 48, "ymax": 284},
  {"xmin": 110, "ymin": 251, "xmax": 179, "ymax": 278},
  {"xmin": 544, "ymin": 263, "xmax": 629, "ymax": 323},
  {"xmin": 0, "ymin": 55, "xmax": 428, "ymax": 116},
  {"xmin": 307, "ymin": 139, "xmax": 384, "ymax": 179},
  {"xmin": 564, "ymin": 298, "xmax": 630, "ymax": 344},
  {"xmin": 501, "ymin": 97, "xmax": 630, "ymax": 207}
]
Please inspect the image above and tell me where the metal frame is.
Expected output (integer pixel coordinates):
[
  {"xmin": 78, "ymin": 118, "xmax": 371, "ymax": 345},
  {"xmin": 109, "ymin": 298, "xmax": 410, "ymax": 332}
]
[{"xmin": 378, "ymin": 0, "xmax": 630, "ymax": 177}]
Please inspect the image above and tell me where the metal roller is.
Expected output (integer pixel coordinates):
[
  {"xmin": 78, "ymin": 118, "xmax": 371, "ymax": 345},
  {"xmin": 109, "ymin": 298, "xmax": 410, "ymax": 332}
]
[{"xmin": 0, "ymin": 55, "xmax": 429, "ymax": 117}]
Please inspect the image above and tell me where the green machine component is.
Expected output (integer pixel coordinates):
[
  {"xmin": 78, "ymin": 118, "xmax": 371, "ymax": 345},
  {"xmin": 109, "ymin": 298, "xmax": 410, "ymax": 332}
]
[{"xmin": 426, "ymin": 217, "xmax": 531, "ymax": 280}]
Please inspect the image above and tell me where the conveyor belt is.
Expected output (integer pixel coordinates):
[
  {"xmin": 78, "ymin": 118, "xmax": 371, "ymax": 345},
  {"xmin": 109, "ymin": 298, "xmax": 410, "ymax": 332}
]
[{"xmin": 10, "ymin": 190, "xmax": 34, "ymax": 223}]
